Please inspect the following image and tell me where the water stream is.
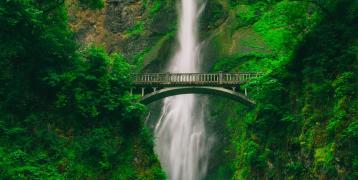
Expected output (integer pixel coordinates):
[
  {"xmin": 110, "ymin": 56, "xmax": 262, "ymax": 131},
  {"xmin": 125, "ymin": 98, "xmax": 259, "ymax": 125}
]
[{"xmin": 153, "ymin": 0, "xmax": 210, "ymax": 179}]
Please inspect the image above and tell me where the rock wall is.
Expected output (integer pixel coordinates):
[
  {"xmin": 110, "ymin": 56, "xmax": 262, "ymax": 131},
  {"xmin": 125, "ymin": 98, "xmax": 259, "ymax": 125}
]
[{"xmin": 68, "ymin": 0, "xmax": 176, "ymax": 68}]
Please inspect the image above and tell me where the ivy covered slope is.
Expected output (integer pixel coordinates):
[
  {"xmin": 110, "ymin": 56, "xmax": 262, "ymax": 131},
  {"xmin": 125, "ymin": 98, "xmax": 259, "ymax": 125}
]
[
  {"xmin": 0, "ymin": 0, "xmax": 165, "ymax": 179},
  {"xmin": 204, "ymin": 0, "xmax": 357, "ymax": 179}
]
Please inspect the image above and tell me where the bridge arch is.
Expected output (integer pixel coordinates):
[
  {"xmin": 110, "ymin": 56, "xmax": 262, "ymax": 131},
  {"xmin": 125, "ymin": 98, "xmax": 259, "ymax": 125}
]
[{"xmin": 140, "ymin": 86, "xmax": 256, "ymax": 106}]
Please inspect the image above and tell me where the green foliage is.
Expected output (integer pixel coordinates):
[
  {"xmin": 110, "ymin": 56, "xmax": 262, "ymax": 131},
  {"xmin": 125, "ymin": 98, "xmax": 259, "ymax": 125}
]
[
  {"xmin": 249, "ymin": 0, "xmax": 356, "ymax": 178},
  {"xmin": 50, "ymin": 47, "xmax": 133, "ymax": 120},
  {"xmin": 314, "ymin": 145, "xmax": 337, "ymax": 176},
  {"xmin": 133, "ymin": 48, "xmax": 150, "ymax": 71},
  {"xmin": 244, "ymin": 141, "xmax": 266, "ymax": 169},
  {"xmin": 345, "ymin": 121, "xmax": 358, "ymax": 140},
  {"xmin": 148, "ymin": 0, "xmax": 162, "ymax": 14},
  {"xmin": 212, "ymin": 53, "xmax": 279, "ymax": 73},
  {"xmin": 212, "ymin": 55, "xmax": 244, "ymax": 72},
  {"xmin": 79, "ymin": 0, "xmax": 105, "ymax": 10},
  {"xmin": 285, "ymin": 161, "xmax": 304, "ymax": 178},
  {"xmin": 200, "ymin": 0, "xmax": 228, "ymax": 33},
  {"xmin": 210, "ymin": 0, "xmax": 357, "ymax": 179},
  {"xmin": 0, "ymin": 0, "xmax": 164, "ymax": 179},
  {"xmin": 234, "ymin": 2, "xmax": 268, "ymax": 26},
  {"xmin": 125, "ymin": 21, "xmax": 145, "ymax": 38},
  {"xmin": 333, "ymin": 72, "xmax": 357, "ymax": 98},
  {"xmin": 254, "ymin": 1, "xmax": 320, "ymax": 56},
  {"xmin": 236, "ymin": 5, "xmax": 256, "ymax": 23}
]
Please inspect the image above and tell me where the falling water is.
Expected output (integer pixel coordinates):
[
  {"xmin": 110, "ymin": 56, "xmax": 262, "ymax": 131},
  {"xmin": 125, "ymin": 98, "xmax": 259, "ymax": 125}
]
[{"xmin": 154, "ymin": 0, "xmax": 210, "ymax": 180}]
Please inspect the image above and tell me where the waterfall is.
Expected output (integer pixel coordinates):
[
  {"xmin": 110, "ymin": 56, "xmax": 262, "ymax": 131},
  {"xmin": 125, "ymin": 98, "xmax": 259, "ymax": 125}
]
[{"xmin": 154, "ymin": 0, "xmax": 210, "ymax": 180}]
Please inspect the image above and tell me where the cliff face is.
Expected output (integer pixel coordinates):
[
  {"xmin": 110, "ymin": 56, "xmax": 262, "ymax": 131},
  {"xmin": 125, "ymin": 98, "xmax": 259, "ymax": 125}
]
[
  {"xmin": 67, "ymin": 0, "xmax": 270, "ymax": 72},
  {"xmin": 67, "ymin": 0, "xmax": 266, "ymax": 72},
  {"xmin": 68, "ymin": 0, "xmax": 176, "ymax": 69}
]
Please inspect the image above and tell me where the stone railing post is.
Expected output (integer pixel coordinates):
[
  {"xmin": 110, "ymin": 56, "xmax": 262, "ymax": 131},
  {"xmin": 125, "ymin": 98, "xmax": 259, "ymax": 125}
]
[
  {"xmin": 219, "ymin": 71, "xmax": 223, "ymax": 84},
  {"xmin": 165, "ymin": 72, "xmax": 170, "ymax": 84}
]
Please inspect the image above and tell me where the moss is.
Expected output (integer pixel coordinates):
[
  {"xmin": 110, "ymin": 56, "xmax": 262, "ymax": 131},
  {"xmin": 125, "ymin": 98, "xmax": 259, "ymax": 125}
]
[
  {"xmin": 141, "ymin": 32, "xmax": 175, "ymax": 72},
  {"xmin": 314, "ymin": 145, "xmax": 337, "ymax": 176},
  {"xmin": 124, "ymin": 21, "xmax": 145, "ymax": 38},
  {"xmin": 148, "ymin": 0, "xmax": 162, "ymax": 15}
]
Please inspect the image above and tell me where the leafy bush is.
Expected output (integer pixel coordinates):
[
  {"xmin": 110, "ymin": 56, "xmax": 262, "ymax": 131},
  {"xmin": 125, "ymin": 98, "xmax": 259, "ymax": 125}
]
[{"xmin": 0, "ymin": 0, "xmax": 164, "ymax": 179}]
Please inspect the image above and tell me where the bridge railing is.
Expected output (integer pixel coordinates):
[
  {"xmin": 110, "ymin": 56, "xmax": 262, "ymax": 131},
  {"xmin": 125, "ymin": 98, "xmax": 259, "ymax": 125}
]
[{"xmin": 133, "ymin": 72, "xmax": 261, "ymax": 86}]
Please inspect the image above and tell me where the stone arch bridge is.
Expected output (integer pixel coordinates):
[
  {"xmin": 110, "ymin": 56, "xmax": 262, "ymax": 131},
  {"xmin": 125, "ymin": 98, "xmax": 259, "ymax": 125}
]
[{"xmin": 131, "ymin": 72, "xmax": 261, "ymax": 106}]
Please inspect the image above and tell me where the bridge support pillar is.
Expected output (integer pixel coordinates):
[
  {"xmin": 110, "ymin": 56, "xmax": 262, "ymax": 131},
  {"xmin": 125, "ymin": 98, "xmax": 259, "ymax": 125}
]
[
  {"xmin": 232, "ymin": 87, "xmax": 236, "ymax": 92},
  {"xmin": 153, "ymin": 87, "xmax": 157, "ymax": 92},
  {"xmin": 245, "ymin": 88, "xmax": 248, "ymax": 96},
  {"xmin": 141, "ymin": 88, "xmax": 145, "ymax": 97}
]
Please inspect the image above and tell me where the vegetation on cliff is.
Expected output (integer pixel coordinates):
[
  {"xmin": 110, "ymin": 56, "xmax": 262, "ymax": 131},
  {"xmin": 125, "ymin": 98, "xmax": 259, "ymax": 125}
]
[
  {"xmin": 0, "ymin": 0, "xmax": 165, "ymax": 179},
  {"xmin": 205, "ymin": 0, "xmax": 357, "ymax": 179}
]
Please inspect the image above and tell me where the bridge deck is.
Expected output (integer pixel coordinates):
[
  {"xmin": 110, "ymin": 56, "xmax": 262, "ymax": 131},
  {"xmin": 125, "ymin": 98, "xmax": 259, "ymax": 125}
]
[{"xmin": 133, "ymin": 72, "xmax": 261, "ymax": 87}]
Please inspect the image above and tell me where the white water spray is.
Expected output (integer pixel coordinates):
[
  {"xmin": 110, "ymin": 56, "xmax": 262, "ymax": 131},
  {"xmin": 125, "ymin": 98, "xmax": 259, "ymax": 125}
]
[{"xmin": 154, "ymin": 0, "xmax": 210, "ymax": 180}]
